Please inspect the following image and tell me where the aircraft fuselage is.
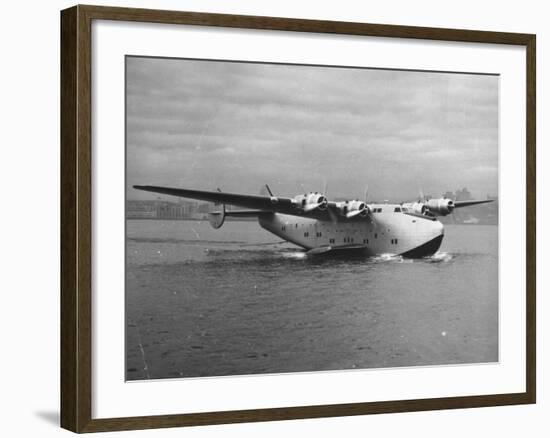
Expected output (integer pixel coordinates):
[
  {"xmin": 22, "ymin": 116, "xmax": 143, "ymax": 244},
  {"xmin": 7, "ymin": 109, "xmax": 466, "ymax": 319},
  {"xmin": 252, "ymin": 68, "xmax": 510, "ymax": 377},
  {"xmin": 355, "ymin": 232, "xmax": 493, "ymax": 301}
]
[{"xmin": 258, "ymin": 203, "xmax": 444, "ymax": 257}]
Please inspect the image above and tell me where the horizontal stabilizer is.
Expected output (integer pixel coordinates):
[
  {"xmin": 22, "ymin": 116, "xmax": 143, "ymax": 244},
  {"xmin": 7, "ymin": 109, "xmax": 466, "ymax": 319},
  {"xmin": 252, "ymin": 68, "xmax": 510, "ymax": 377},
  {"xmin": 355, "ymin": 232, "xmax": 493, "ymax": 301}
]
[{"xmin": 209, "ymin": 209, "xmax": 268, "ymax": 228}]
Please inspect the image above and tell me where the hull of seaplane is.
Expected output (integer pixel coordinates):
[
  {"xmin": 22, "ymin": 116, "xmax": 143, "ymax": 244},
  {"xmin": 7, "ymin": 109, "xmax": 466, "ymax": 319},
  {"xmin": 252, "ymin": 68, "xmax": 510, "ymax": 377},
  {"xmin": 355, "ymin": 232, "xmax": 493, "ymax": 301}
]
[{"xmin": 258, "ymin": 211, "xmax": 444, "ymax": 257}]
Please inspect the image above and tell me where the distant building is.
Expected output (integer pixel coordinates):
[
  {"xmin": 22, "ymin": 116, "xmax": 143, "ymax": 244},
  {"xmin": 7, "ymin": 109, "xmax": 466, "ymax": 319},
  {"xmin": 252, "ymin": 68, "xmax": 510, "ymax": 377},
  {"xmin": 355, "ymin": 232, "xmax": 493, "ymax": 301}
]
[
  {"xmin": 455, "ymin": 187, "xmax": 473, "ymax": 201},
  {"xmin": 126, "ymin": 199, "xmax": 211, "ymax": 219},
  {"xmin": 197, "ymin": 203, "xmax": 211, "ymax": 214},
  {"xmin": 157, "ymin": 202, "xmax": 186, "ymax": 219},
  {"xmin": 441, "ymin": 187, "xmax": 473, "ymax": 201},
  {"xmin": 438, "ymin": 188, "xmax": 498, "ymax": 225},
  {"xmin": 126, "ymin": 200, "xmax": 158, "ymax": 218}
]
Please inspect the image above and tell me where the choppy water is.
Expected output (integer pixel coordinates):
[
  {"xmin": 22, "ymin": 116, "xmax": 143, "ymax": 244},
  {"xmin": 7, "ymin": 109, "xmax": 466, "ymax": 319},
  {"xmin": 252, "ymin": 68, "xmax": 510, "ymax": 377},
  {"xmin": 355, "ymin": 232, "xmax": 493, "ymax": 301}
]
[{"xmin": 126, "ymin": 220, "xmax": 498, "ymax": 380}]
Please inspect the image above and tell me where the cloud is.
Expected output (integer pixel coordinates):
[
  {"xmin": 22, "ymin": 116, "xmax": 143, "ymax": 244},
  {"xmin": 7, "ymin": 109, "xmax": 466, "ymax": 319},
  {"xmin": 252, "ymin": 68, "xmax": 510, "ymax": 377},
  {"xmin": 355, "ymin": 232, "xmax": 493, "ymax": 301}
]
[{"xmin": 126, "ymin": 56, "xmax": 498, "ymax": 201}]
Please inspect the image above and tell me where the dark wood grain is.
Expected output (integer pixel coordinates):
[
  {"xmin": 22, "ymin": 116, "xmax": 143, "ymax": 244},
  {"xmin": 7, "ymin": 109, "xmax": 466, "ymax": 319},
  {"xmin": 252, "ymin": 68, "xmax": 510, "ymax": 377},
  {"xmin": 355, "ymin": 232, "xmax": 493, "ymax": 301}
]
[
  {"xmin": 61, "ymin": 5, "xmax": 93, "ymax": 431},
  {"xmin": 60, "ymin": 4, "xmax": 536, "ymax": 433},
  {"xmin": 60, "ymin": 5, "xmax": 78, "ymax": 432},
  {"xmin": 525, "ymin": 34, "xmax": 536, "ymax": 404},
  {"xmin": 79, "ymin": 4, "xmax": 534, "ymax": 45},
  {"xmin": 80, "ymin": 393, "xmax": 533, "ymax": 433}
]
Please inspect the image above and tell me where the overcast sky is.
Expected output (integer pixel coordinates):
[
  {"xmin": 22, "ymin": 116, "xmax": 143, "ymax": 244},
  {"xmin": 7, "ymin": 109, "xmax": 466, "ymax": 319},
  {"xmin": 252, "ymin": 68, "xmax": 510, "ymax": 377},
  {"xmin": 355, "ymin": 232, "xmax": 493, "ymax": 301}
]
[{"xmin": 126, "ymin": 56, "xmax": 498, "ymax": 202}]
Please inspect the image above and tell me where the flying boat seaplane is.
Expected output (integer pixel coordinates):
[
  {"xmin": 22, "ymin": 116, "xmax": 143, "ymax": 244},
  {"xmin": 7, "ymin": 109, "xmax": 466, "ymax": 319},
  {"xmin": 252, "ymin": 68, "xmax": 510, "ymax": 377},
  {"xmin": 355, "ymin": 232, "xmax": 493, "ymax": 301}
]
[{"xmin": 133, "ymin": 184, "xmax": 493, "ymax": 258}]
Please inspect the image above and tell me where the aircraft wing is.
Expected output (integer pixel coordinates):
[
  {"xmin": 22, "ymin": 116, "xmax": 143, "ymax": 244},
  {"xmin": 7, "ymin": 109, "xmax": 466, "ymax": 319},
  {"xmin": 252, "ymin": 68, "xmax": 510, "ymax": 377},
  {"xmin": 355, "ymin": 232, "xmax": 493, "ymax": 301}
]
[
  {"xmin": 454, "ymin": 199, "xmax": 494, "ymax": 208},
  {"xmin": 134, "ymin": 185, "xmax": 323, "ymax": 218}
]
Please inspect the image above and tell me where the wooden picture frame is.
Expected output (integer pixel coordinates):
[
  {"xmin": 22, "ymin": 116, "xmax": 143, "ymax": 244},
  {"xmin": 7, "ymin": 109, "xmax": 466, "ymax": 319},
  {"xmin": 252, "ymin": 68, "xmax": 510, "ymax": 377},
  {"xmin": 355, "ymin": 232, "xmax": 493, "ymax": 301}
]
[{"xmin": 61, "ymin": 4, "xmax": 536, "ymax": 433}]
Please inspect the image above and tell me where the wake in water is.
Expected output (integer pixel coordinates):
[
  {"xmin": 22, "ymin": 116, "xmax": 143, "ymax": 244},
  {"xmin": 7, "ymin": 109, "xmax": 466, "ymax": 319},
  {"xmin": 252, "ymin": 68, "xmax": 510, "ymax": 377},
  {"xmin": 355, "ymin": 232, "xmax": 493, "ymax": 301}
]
[
  {"xmin": 280, "ymin": 251, "xmax": 307, "ymax": 260},
  {"xmin": 425, "ymin": 251, "xmax": 454, "ymax": 263},
  {"xmin": 278, "ymin": 249, "xmax": 455, "ymax": 264},
  {"xmin": 371, "ymin": 251, "xmax": 454, "ymax": 264},
  {"xmin": 372, "ymin": 253, "xmax": 405, "ymax": 263},
  {"xmin": 204, "ymin": 243, "xmax": 455, "ymax": 265}
]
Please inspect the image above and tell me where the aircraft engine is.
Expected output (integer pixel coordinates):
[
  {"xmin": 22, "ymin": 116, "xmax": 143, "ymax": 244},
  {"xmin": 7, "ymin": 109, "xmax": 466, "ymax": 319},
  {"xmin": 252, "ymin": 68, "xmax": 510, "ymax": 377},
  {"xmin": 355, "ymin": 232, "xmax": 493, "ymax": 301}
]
[
  {"xmin": 342, "ymin": 200, "xmax": 369, "ymax": 218},
  {"xmin": 426, "ymin": 198, "xmax": 455, "ymax": 216},
  {"xmin": 295, "ymin": 192, "xmax": 328, "ymax": 212},
  {"xmin": 403, "ymin": 202, "xmax": 427, "ymax": 215}
]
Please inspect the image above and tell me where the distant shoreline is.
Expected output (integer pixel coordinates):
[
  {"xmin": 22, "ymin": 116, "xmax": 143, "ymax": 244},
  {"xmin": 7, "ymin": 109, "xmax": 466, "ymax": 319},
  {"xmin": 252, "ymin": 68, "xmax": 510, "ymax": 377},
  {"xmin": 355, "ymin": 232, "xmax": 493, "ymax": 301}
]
[
  {"xmin": 126, "ymin": 217, "xmax": 257, "ymax": 222},
  {"xmin": 125, "ymin": 217, "xmax": 497, "ymax": 225}
]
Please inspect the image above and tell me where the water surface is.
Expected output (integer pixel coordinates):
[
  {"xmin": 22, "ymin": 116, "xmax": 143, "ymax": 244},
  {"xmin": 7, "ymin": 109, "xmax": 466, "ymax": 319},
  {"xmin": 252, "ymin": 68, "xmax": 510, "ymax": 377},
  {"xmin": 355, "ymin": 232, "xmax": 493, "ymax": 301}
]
[{"xmin": 126, "ymin": 220, "xmax": 498, "ymax": 380}]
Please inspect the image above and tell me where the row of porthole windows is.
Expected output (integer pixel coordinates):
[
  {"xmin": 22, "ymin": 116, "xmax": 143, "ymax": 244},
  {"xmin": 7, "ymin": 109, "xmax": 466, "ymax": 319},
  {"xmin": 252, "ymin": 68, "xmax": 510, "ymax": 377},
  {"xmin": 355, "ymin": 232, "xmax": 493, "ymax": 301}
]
[
  {"xmin": 281, "ymin": 226, "xmax": 391, "ymax": 245},
  {"xmin": 280, "ymin": 225, "xmax": 395, "ymax": 245},
  {"xmin": 305, "ymin": 232, "xmax": 325, "ymax": 238},
  {"xmin": 281, "ymin": 224, "xmax": 371, "ymax": 235},
  {"xmin": 297, "ymin": 234, "xmax": 393, "ymax": 244}
]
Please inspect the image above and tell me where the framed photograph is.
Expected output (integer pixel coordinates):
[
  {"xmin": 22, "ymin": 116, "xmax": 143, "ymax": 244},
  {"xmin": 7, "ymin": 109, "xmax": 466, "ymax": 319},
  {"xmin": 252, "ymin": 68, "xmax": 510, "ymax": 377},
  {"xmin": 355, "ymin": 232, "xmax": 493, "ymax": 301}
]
[{"xmin": 60, "ymin": 4, "xmax": 536, "ymax": 433}]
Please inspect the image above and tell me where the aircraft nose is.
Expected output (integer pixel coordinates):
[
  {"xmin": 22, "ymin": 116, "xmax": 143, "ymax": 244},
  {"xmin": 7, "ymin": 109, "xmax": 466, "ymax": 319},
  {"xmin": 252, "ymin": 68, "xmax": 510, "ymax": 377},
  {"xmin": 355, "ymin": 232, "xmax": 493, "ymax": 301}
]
[{"xmin": 434, "ymin": 220, "xmax": 444, "ymax": 236}]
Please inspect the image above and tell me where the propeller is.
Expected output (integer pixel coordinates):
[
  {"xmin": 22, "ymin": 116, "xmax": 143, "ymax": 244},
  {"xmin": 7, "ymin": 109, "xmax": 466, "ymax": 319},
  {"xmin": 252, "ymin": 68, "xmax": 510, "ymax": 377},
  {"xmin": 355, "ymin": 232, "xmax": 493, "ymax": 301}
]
[
  {"xmin": 319, "ymin": 180, "xmax": 340, "ymax": 223},
  {"xmin": 363, "ymin": 184, "xmax": 372, "ymax": 222}
]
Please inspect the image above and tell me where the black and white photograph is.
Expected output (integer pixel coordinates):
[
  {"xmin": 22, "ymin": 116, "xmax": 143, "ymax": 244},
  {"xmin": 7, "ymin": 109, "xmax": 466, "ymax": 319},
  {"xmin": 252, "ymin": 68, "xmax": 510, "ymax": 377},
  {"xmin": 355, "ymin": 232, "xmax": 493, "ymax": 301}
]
[
  {"xmin": 125, "ymin": 56, "xmax": 499, "ymax": 381},
  {"xmin": 1, "ymin": 0, "xmax": 543, "ymax": 435}
]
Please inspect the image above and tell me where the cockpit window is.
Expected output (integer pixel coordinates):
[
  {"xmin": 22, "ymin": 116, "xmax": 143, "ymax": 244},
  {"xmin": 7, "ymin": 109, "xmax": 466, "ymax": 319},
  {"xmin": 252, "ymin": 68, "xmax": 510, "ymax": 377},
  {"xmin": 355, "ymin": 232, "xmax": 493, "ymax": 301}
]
[{"xmin": 394, "ymin": 207, "xmax": 402, "ymax": 212}]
